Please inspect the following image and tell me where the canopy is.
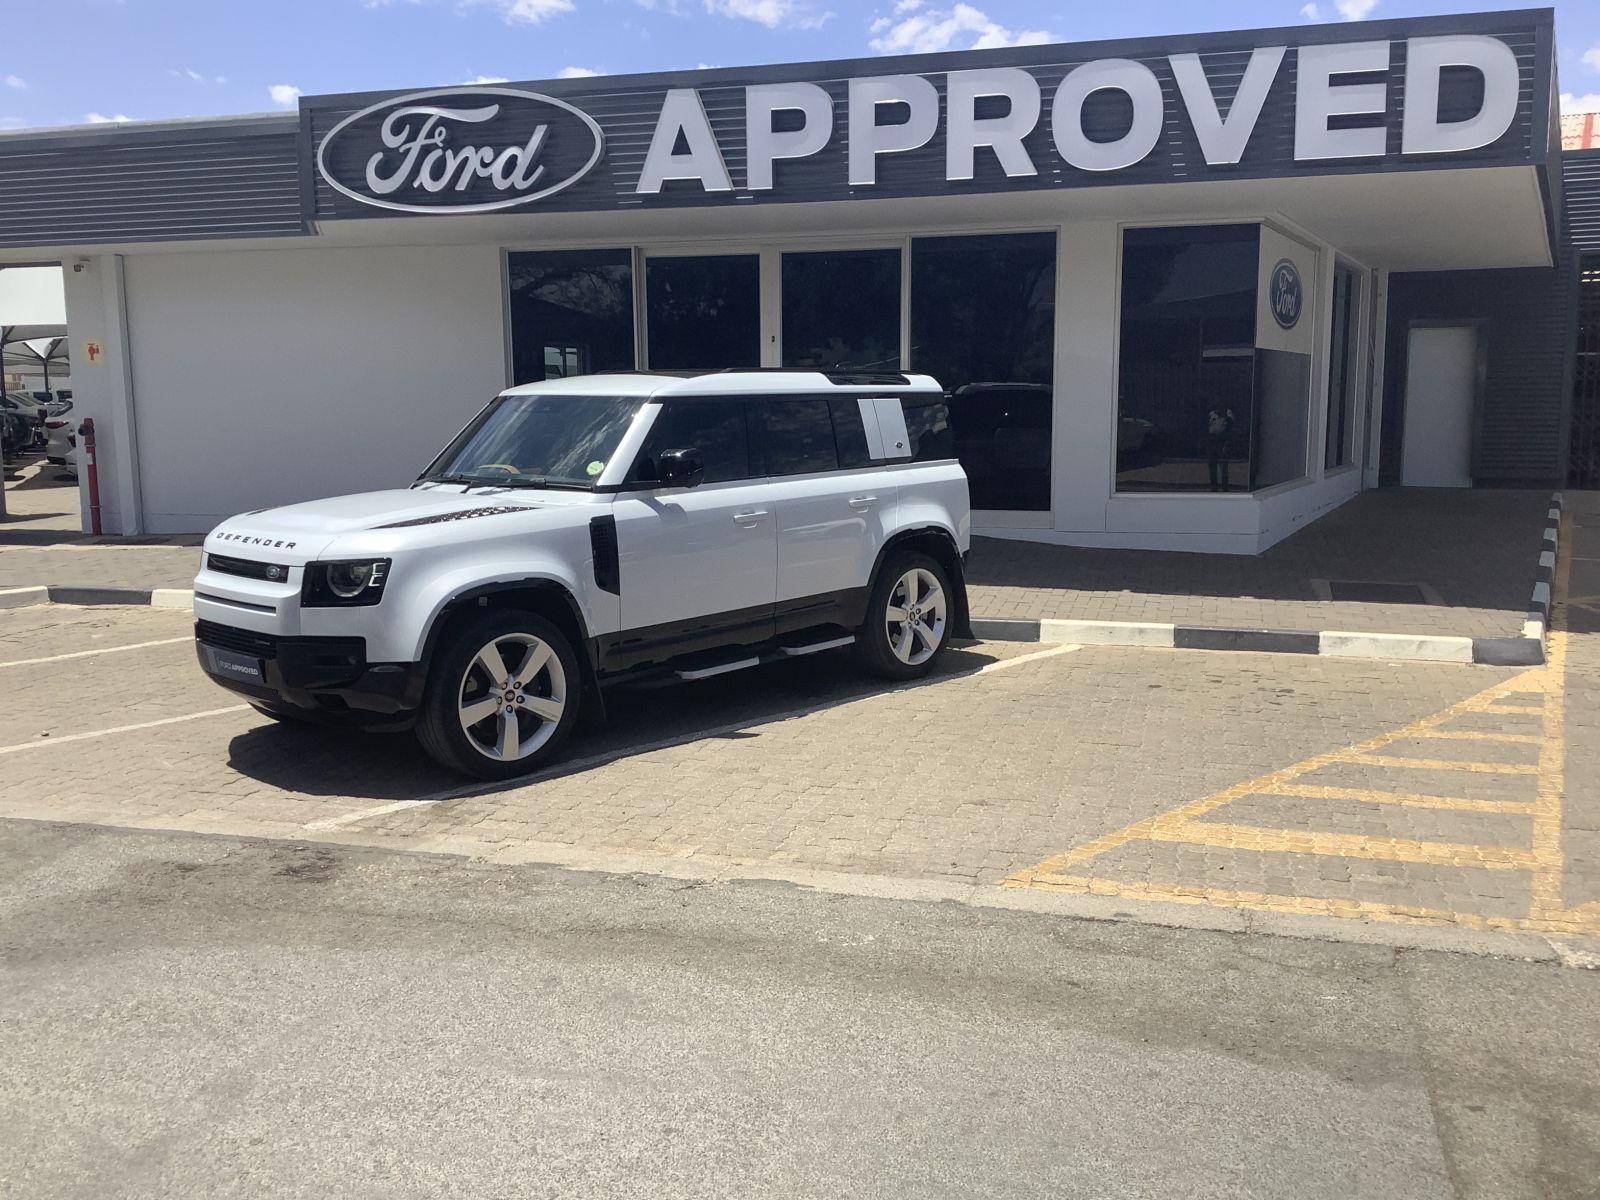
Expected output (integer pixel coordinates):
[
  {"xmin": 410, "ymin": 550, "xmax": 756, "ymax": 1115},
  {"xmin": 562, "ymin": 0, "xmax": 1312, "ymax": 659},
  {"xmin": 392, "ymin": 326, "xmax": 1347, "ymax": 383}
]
[{"xmin": 1, "ymin": 324, "xmax": 69, "ymax": 384}]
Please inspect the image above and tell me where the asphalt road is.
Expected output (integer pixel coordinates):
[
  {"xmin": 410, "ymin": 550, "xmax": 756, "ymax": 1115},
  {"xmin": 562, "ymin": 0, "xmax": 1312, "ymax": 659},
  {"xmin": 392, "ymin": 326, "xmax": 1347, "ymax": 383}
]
[{"xmin": 3, "ymin": 822, "xmax": 1597, "ymax": 1200}]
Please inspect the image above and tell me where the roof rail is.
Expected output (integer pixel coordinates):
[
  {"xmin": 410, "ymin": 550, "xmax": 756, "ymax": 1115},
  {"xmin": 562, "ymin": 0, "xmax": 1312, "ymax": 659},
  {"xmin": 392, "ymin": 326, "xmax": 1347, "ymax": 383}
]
[{"xmin": 715, "ymin": 367, "xmax": 915, "ymax": 387}]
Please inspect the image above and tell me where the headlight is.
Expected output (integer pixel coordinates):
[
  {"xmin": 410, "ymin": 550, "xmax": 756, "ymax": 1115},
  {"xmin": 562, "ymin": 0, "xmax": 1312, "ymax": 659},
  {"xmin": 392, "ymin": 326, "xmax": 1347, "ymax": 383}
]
[{"xmin": 302, "ymin": 559, "xmax": 391, "ymax": 607}]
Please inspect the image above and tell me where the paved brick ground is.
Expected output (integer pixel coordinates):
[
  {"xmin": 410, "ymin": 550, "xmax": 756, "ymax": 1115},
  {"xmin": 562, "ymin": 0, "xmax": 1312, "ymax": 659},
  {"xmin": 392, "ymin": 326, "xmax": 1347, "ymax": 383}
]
[
  {"xmin": 4, "ymin": 577, "xmax": 1597, "ymax": 951},
  {"xmin": 967, "ymin": 488, "xmax": 1554, "ymax": 637}
]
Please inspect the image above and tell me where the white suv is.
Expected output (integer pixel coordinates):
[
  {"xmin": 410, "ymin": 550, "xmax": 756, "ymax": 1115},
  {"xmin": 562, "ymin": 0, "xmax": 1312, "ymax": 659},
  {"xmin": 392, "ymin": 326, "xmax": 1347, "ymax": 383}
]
[{"xmin": 193, "ymin": 370, "xmax": 971, "ymax": 779}]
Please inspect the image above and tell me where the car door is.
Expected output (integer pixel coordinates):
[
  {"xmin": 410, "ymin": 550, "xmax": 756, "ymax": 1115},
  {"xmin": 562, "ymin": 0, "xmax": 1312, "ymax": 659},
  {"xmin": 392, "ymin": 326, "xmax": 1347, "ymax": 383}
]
[
  {"xmin": 607, "ymin": 396, "xmax": 779, "ymax": 665},
  {"xmin": 751, "ymin": 395, "xmax": 894, "ymax": 636}
]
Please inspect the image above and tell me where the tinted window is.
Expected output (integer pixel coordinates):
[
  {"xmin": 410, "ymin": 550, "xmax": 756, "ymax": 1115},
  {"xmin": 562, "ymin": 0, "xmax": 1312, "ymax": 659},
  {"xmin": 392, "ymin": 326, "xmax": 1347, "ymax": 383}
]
[
  {"xmin": 753, "ymin": 398, "xmax": 839, "ymax": 476},
  {"xmin": 829, "ymin": 397, "xmax": 873, "ymax": 468},
  {"xmin": 903, "ymin": 398, "xmax": 955, "ymax": 462},
  {"xmin": 631, "ymin": 399, "xmax": 750, "ymax": 485},
  {"xmin": 647, "ymin": 255, "xmax": 761, "ymax": 370},
  {"xmin": 910, "ymin": 233, "xmax": 1055, "ymax": 510},
  {"xmin": 782, "ymin": 249, "xmax": 902, "ymax": 372},
  {"xmin": 507, "ymin": 249, "xmax": 635, "ymax": 385}
]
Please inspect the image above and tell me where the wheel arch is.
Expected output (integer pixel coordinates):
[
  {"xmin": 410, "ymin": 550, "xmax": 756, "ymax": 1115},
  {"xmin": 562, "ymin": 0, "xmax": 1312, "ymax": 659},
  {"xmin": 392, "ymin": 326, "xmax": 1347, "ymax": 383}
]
[
  {"xmin": 869, "ymin": 525, "xmax": 972, "ymax": 639},
  {"xmin": 419, "ymin": 577, "xmax": 605, "ymax": 718}
]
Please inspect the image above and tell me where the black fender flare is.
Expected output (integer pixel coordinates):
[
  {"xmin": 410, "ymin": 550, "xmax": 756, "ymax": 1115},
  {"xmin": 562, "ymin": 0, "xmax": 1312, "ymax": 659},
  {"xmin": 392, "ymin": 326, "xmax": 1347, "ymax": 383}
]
[{"xmin": 867, "ymin": 526, "xmax": 972, "ymax": 640}]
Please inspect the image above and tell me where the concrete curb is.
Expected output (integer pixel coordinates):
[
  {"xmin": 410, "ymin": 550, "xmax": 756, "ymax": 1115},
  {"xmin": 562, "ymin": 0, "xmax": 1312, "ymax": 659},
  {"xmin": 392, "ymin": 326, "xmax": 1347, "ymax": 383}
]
[
  {"xmin": 0, "ymin": 585, "xmax": 194, "ymax": 611},
  {"xmin": 972, "ymin": 491, "xmax": 1565, "ymax": 666}
]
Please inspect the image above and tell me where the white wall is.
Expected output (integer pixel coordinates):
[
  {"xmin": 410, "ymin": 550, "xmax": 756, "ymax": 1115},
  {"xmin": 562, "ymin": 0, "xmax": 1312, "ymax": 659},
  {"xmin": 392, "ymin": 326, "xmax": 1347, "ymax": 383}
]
[
  {"xmin": 0, "ymin": 266, "xmax": 66, "ymax": 325},
  {"xmin": 123, "ymin": 244, "xmax": 506, "ymax": 533}
]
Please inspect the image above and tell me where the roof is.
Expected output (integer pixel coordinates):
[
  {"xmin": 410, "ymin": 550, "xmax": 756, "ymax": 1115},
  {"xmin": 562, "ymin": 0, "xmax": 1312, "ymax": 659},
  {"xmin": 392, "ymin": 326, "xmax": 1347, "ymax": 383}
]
[
  {"xmin": 1562, "ymin": 112, "xmax": 1600, "ymax": 151},
  {"xmin": 501, "ymin": 370, "xmax": 944, "ymax": 399}
]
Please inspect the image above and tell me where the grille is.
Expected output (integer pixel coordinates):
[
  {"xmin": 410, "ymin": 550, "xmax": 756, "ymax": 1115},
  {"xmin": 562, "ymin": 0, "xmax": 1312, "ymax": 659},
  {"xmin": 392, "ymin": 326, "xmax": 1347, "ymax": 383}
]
[
  {"xmin": 381, "ymin": 506, "xmax": 526, "ymax": 528},
  {"xmin": 208, "ymin": 553, "xmax": 289, "ymax": 582},
  {"xmin": 196, "ymin": 620, "xmax": 279, "ymax": 659}
]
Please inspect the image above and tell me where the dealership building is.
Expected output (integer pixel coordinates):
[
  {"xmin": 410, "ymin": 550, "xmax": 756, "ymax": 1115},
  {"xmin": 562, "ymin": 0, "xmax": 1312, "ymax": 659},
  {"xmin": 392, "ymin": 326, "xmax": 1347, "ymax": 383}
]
[{"xmin": 0, "ymin": 7, "xmax": 1596, "ymax": 551}]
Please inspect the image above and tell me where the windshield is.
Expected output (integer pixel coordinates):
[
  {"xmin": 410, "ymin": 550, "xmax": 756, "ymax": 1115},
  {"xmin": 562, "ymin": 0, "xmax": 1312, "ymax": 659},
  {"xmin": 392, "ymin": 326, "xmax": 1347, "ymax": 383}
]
[{"xmin": 420, "ymin": 394, "xmax": 644, "ymax": 490}]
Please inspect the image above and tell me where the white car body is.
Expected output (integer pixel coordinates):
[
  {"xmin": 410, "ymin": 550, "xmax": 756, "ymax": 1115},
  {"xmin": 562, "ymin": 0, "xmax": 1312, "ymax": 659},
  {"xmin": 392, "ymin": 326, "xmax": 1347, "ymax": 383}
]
[
  {"xmin": 45, "ymin": 419, "xmax": 75, "ymax": 469},
  {"xmin": 192, "ymin": 371, "xmax": 971, "ymax": 774}
]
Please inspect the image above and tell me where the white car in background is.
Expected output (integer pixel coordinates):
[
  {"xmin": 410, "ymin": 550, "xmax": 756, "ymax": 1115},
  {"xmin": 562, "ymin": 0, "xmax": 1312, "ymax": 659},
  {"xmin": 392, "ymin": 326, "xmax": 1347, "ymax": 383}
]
[{"xmin": 44, "ymin": 417, "xmax": 76, "ymax": 473}]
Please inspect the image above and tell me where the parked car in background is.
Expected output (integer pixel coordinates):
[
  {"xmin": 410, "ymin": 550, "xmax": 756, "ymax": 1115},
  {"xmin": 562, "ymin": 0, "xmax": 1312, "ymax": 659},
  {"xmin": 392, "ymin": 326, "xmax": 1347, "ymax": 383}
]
[
  {"xmin": 0, "ymin": 393, "xmax": 46, "ymax": 451},
  {"xmin": 1, "ymin": 406, "xmax": 33, "ymax": 461},
  {"xmin": 45, "ymin": 417, "xmax": 76, "ymax": 474}
]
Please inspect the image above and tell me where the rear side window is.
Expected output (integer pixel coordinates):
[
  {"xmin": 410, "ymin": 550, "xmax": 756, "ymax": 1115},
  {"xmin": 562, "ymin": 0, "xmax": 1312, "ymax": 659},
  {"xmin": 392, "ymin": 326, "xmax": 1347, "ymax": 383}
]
[
  {"xmin": 630, "ymin": 398, "xmax": 750, "ymax": 485},
  {"xmin": 751, "ymin": 398, "xmax": 839, "ymax": 476},
  {"xmin": 829, "ymin": 397, "xmax": 873, "ymax": 469},
  {"xmin": 902, "ymin": 396, "xmax": 955, "ymax": 462}
]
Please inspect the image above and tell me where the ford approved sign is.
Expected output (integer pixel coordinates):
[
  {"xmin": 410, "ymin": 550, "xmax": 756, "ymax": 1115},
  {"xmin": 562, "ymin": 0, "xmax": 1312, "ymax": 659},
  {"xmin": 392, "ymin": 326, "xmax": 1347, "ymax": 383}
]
[{"xmin": 316, "ymin": 87, "xmax": 605, "ymax": 214}]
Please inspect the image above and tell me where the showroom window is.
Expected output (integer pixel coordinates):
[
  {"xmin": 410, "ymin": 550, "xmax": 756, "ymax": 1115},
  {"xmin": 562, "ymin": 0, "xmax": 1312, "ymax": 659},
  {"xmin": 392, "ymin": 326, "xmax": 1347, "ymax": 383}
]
[
  {"xmin": 782, "ymin": 249, "xmax": 903, "ymax": 372},
  {"xmin": 507, "ymin": 249, "xmax": 635, "ymax": 385},
  {"xmin": 646, "ymin": 255, "xmax": 761, "ymax": 371},
  {"xmin": 910, "ymin": 232, "xmax": 1056, "ymax": 511},
  {"xmin": 1117, "ymin": 224, "xmax": 1314, "ymax": 494}
]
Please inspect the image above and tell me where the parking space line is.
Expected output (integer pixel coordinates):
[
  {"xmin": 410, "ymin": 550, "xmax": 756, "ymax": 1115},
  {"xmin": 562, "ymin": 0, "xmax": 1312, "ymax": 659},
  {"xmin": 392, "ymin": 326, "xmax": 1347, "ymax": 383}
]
[
  {"xmin": 1146, "ymin": 822, "xmax": 1539, "ymax": 870},
  {"xmin": 1263, "ymin": 783, "xmax": 1535, "ymax": 816},
  {"xmin": 0, "ymin": 705, "xmax": 251, "ymax": 755},
  {"xmin": 1353, "ymin": 754, "xmax": 1539, "ymax": 775},
  {"xmin": 0, "ymin": 637, "xmax": 192, "ymax": 670},
  {"xmin": 1529, "ymin": 522, "xmax": 1573, "ymax": 922},
  {"xmin": 1412, "ymin": 729, "xmax": 1543, "ymax": 745},
  {"xmin": 320, "ymin": 642, "xmax": 1085, "ymax": 824}
]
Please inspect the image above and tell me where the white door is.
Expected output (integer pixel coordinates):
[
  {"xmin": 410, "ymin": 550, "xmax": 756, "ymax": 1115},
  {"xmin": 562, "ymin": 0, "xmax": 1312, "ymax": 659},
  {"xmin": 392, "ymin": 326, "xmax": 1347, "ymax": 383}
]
[
  {"xmin": 1402, "ymin": 326, "xmax": 1479, "ymax": 488},
  {"xmin": 611, "ymin": 397, "xmax": 777, "ymax": 637}
]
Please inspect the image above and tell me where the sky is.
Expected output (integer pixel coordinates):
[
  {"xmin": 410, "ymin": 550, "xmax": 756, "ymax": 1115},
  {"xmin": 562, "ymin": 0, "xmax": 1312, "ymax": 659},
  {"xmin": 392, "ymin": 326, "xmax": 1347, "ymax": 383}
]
[{"xmin": 0, "ymin": 0, "xmax": 1597, "ymax": 131}]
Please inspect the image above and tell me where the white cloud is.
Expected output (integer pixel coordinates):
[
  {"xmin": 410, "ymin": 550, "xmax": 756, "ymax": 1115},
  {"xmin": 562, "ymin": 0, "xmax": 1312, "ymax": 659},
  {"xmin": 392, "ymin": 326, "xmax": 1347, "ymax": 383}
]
[
  {"xmin": 85, "ymin": 112, "xmax": 134, "ymax": 124},
  {"xmin": 1562, "ymin": 92, "xmax": 1600, "ymax": 114},
  {"xmin": 1301, "ymin": 0, "xmax": 1378, "ymax": 21},
  {"xmin": 1582, "ymin": 46, "xmax": 1600, "ymax": 72},
  {"xmin": 465, "ymin": 73, "xmax": 512, "ymax": 83},
  {"xmin": 869, "ymin": 3, "xmax": 1051, "ymax": 54},
  {"xmin": 3, "ymin": 75, "xmax": 25, "ymax": 90},
  {"xmin": 268, "ymin": 84, "xmax": 302, "ymax": 108},
  {"xmin": 704, "ymin": 0, "xmax": 832, "ymax": 32},
  {"xmin": 558, "ymin": 66, "xmax": 603, "ymax": 77},
  {"xmin": 469, "ymin": 0, "xmax": 575, "ymax": 23}
]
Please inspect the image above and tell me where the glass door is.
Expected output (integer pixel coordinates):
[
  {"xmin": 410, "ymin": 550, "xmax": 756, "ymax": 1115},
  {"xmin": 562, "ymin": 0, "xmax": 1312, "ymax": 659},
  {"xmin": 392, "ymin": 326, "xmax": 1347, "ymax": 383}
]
[
  {"xmin": 644, "ymin": 253, "xmax": 761, "ymax": 371},
  {"xmin": 780, "ymin": 248, "xmax": 903, "ymax": 372}
]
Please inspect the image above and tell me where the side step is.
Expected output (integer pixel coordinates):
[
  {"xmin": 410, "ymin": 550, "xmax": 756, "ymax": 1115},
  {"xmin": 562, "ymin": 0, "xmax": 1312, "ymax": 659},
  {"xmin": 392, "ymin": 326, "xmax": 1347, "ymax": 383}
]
[{"xmin": 674, "ymin": 635, "xmax": 856, "ymax": 681}]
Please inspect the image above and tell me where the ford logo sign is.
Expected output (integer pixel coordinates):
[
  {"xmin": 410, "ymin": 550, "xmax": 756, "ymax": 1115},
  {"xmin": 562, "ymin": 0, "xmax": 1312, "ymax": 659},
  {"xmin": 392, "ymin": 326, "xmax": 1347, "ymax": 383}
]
[
  {"xmin": 316, "ymin": 86, "xmax": 605, "ymax": 215},
  {"xmin": 1269, "ymin": 258, "xmax": 1304, "ymax": 331}
]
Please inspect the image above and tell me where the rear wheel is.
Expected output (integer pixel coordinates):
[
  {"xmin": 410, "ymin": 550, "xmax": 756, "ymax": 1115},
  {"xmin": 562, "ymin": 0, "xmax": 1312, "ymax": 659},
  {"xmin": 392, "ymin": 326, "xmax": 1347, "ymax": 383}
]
[
  {"xmin": 856, "ymin": 551, "xmax": 953, "ymax": 681},
  {"xmin": 416, "ymin": 609, "xmax": 581, "ymax": 780}
]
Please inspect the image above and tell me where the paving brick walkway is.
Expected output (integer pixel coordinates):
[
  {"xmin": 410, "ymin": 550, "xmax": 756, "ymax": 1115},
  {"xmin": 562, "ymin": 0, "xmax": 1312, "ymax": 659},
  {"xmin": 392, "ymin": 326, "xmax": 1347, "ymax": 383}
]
[{"xmin": 967, "ymin": 488, "xmax": 1555, "ymax": 638}]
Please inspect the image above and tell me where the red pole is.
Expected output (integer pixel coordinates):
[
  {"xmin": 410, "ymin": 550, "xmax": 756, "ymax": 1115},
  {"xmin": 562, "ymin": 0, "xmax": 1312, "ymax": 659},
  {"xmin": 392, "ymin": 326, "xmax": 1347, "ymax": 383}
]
[{"xmin": 79, "ymin": 417, "xmax": 102, "ymax": 536}]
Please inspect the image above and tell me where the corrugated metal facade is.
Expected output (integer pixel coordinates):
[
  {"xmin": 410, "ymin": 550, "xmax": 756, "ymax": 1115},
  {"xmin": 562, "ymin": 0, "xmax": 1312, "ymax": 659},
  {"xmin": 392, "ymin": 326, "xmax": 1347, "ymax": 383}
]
[
  {"xmin": 1567, "ymin": 149, "xmax": 1600, "ymax": 253},
  {"xmin": 0, "ymin": 119, "xmax": 303, "ymax": 249}
]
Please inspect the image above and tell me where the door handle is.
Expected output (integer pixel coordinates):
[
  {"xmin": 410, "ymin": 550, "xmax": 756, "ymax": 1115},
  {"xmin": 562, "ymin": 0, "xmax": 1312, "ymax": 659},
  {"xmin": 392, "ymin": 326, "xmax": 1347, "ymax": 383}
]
[
  {"xmin": 847, "ymin": 495, "xmax": 879, "ymax": 510},
  {"xmin": 733, "ymin": 510, "xmax": 770, "ymax": 525}
]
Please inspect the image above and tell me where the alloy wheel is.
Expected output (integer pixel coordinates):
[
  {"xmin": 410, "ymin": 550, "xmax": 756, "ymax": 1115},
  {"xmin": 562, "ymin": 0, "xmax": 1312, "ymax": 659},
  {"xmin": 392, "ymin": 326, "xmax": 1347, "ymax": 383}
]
[
  {"xmin": 456, "ymin": 632, "xmax": 567, "ymax": 762},
  {"xmin": 885, "ymin": 567, "xmax": 947, "ymax": 666}
]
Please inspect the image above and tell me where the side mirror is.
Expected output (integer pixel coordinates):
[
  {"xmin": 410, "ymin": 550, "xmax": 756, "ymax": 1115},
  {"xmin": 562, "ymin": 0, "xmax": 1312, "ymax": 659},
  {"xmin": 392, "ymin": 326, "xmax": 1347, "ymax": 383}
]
[{"xmin": 656, "ymin": 448, "xmax": 705, "ymax": 489}]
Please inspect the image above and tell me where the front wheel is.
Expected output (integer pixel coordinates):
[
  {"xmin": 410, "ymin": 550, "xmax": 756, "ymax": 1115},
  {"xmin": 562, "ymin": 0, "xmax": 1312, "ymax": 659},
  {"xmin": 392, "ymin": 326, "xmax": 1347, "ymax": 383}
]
[
  {"xmin": 416, "ymin": 610, "xmax": 582, "ymax": 780},
  {"xmin": 856, "ymin": 552, "xmax": 953, "ymax": 681}
]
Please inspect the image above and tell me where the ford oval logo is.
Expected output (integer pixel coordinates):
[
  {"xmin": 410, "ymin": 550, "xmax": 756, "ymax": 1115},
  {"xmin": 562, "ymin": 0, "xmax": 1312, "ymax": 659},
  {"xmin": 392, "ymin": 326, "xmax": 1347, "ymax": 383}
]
[
  {"xmin": 1269, "ymin": 258, "xmax": 1304, "ymax": 331},
  {"xmin": 316, "ymin": 86, "xmax": 605, "ymax": 215}
]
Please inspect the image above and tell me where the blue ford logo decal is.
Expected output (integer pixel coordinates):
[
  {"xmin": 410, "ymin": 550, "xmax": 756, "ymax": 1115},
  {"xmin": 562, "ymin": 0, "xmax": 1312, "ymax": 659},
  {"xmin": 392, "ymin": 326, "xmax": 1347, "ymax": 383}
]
[
  {"xmin": 1269, "ymin": 258, "xmax": 1304, "ymax": 331},
  {"xmin": 316, "ymin": 87, "xmax": 605, "ymax": 215}
]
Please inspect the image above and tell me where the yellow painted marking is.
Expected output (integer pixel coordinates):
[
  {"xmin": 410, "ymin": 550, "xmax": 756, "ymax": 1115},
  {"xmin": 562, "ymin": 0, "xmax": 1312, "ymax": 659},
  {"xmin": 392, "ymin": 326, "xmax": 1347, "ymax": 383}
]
[
  {"xmin": 1353, "ymin": 754, "xmax": 1539, "ymax": 775},
  {"xmin": 1020, "ymin": 875, "xmax": 1598, "ymax": 937},
  {"xmin": 1261, "ymin": 783, "xmax": 1534, "ymax": 816},
  {"xmin": 1412, "ymin": 729, "xmax": 1543, "ymax": 745},
  {"xmin": 1145, "ymin": 821, "xmax": 1539, "ymax": 869},
  {"xmin": 1008, "ymin": 515, "xmax": 1596, "ymax": 939}
]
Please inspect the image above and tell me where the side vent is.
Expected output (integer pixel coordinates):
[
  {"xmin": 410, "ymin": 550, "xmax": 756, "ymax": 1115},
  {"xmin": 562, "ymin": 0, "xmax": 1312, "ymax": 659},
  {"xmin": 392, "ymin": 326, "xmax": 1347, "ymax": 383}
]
[{"xmin": 590, "ymin": 515, "xmax": 620, "ymax": 596}]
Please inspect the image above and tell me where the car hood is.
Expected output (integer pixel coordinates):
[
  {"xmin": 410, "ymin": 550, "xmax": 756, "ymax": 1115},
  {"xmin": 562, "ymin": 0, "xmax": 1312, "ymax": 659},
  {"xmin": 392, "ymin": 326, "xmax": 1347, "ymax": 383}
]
[{"xmin": 206, "ymin": 488, "xmax": 577, "ymax": 558}]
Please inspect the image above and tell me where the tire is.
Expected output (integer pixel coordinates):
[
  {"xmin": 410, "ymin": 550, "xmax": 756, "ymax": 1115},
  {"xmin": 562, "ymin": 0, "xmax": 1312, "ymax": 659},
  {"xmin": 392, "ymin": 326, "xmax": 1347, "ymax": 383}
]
[
  {"xmin": 856, "ymin": 550, "xmax": 954, "ymax": 681},
  {"xmin": 416, "ymin": 609, "xmax": 582, "ymax": 781}
]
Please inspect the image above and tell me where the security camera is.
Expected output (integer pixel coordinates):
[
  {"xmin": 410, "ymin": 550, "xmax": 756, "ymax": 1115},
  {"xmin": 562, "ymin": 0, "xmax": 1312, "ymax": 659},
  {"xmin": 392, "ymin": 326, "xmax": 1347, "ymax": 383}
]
[{"xmin": 71, "ymin": 258, "xmax": 89, "ymax": 273}]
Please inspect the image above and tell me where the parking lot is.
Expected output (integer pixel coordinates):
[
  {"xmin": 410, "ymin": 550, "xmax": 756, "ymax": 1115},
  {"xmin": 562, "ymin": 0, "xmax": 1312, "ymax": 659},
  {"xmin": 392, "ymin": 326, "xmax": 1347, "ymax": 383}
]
[{"xmin": 5, "ymin": 571, "xmax": 1597, "ymax": 958}]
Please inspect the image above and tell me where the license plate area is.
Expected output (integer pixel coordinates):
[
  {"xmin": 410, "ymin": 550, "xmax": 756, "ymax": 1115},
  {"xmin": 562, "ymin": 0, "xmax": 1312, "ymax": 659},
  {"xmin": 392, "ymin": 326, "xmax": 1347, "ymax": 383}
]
[{"xmin": 201, "ymin": 643, "xmax": 266, "ymax": 685}]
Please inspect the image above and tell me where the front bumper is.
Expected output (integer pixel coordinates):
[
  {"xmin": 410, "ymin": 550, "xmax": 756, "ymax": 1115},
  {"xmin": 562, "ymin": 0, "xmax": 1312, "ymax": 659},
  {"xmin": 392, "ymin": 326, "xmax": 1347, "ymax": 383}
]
[{"xmin": 195, "ymin": 620, "xmax": 424, "ymax": 718}]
